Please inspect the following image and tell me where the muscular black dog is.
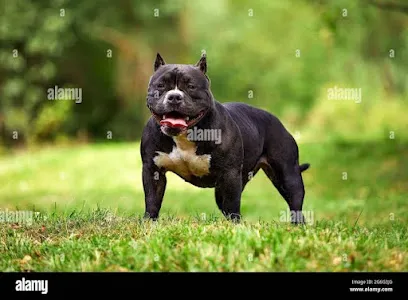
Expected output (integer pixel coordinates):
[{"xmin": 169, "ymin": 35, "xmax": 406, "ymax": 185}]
[{"xmin": 141, "ymin": 53, "xmax": 310, "ymax": 223}]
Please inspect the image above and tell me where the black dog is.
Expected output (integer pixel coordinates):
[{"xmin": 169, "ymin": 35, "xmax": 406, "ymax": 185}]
[{"xmin": 141, "ymin": 53, "xmax": 310, "ymax": 223}]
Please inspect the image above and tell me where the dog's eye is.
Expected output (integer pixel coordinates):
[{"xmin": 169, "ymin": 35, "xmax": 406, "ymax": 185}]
[
  {"xmin": 157, "ymin": 83, "xmax": 165, "ymax": 88},
  {"xmin": 187, "ymin": 84, "xmax": 195, "ymax": 90}
]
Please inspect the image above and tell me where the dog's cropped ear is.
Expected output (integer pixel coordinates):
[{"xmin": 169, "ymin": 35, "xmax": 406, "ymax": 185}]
[
  {"xmin": 154, "ymin": 53, "xmax": 165, "ymax": 71},
  {"xmin": 195, "ymin": 53, "xmax": 207, "ymax": 74}
]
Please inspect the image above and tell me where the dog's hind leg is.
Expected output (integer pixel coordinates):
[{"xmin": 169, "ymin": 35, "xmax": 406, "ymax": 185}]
[{"xmin": 261, "ymin": 159, "xmax": 306, "ymax": 225}]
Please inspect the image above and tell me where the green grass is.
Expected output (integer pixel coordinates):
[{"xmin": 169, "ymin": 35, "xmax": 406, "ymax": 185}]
[{"xmin": 0, "ymin": 139, "xmax": 407, "ymax": 271}]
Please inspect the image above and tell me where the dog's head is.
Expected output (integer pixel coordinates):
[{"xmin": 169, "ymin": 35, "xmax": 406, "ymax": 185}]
[{"xmin": 146, "ymin": 53, "xmax": 214, "ymax": 136}]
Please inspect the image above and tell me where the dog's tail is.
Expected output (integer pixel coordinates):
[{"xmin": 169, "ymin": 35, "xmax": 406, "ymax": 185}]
[{"xmin": 299, "ymin": 163, "xmax": 310, "ymax": 172}]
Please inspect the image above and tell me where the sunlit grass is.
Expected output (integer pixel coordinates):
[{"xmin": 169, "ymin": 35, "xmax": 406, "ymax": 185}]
[{"xmin": 0, "ymin": 140, "xmax": 407, "ymax": 271}]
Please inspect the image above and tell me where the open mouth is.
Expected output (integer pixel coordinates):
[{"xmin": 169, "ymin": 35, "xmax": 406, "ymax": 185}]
[{"xmin": 151, "ymin": 110, "xmax": 206, "ymax": 130}]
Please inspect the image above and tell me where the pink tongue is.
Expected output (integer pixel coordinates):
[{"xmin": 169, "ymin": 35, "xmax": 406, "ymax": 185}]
[{"xmin": 160, "ymin": 117, "xmax": 187, "ymax": 128}]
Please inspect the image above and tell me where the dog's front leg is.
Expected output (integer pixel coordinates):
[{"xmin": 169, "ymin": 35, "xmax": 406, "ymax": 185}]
[
  {"xmin": 142, "ymin": 163, "xmax": 167, "ymax": 220},
  {"xmin": 216, "ymin": 168, "xmax": 242, "ymax": 222}
]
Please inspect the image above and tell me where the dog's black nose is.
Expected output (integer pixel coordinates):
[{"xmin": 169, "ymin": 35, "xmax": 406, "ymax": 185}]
[{"xmin": 165, "ymin": 92, "xmax": 183, "ymax": 104}]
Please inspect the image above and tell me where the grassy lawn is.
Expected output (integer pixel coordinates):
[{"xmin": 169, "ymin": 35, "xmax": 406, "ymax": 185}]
[{"xmin": 0, "ymin": 140, "xmax": 407, "ymax": 271}]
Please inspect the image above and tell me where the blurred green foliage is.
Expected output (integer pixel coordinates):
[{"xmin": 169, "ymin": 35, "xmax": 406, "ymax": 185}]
[{"xmin": 0, "ymin": 0, "xmax": 407, "ymax": 149}]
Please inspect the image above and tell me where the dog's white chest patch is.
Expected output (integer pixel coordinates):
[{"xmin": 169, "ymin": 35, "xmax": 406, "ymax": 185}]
[{"xmin": 153, "ymin": 135, "xmax": 211, "ymax": 180}]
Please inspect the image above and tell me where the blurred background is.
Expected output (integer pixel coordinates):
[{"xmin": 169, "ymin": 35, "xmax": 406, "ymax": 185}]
[{"xmin": 0, "ymin": 0, "xmax": 407, "ymax": 223}]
